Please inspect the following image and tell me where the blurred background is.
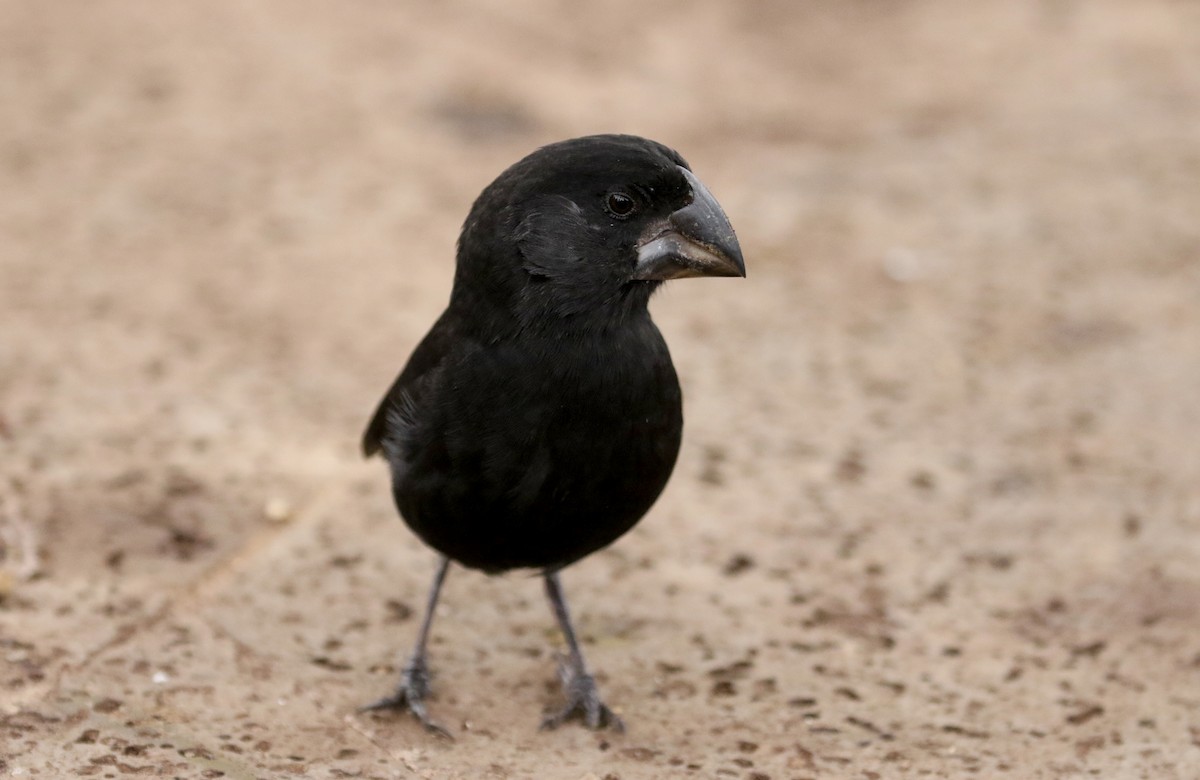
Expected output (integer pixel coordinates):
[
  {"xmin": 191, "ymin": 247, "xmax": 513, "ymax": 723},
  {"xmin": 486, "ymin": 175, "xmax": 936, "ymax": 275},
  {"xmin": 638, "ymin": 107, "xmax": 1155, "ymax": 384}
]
[{"xmin": 2, "ymin": 1, "xmax": 1199, "ymax": 777}]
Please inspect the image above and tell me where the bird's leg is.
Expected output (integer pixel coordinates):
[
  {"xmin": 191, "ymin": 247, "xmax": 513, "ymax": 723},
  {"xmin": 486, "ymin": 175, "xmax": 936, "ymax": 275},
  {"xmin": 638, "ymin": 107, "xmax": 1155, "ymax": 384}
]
[
  {"xmin": 360, "ymin": 556, "xmax": 452, "ymax": 737},
  {"xmin": 540, "ymin": 571, "xmax": 625, "ymax": 732}
]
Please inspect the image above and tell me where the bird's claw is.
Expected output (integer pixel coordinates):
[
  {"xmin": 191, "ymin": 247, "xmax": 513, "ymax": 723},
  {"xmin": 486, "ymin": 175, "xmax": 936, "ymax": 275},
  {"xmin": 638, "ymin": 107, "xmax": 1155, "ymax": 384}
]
[
  {"xmin": 359, "ymin": 659, "xmax": 452, "ymax": 738},
  {"xmin": 540, "ymin": 662, "xmax": 624, "ymax": 732}
]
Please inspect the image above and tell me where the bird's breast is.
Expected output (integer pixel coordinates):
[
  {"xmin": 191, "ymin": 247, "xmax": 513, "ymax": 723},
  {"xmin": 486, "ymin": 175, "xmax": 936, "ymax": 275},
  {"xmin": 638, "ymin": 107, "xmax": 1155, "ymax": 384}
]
[{"xmin": 396, "ymin": 320, "xmax": 683, "ymax": 571}]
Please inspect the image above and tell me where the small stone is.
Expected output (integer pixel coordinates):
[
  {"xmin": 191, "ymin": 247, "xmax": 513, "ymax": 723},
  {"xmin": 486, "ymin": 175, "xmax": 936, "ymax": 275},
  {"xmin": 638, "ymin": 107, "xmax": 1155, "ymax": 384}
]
[{"xmin": 264, "ymin": 498, "xmax": 293, "ymax": 524}]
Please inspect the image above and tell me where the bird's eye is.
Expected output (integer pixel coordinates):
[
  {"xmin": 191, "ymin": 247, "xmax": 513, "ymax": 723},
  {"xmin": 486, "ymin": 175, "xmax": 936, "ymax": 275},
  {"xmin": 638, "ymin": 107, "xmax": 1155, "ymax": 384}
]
[{"xmin": 604, "ymin": 191, "xmax": 637, "ymax": 219}]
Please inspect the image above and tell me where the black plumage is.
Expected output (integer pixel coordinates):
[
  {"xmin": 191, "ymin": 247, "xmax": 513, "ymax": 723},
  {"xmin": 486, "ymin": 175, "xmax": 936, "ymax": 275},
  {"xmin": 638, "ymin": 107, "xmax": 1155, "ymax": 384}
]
[{"xmin": 361, "ymin": 134, "xmax": 744, "ymax": 733}]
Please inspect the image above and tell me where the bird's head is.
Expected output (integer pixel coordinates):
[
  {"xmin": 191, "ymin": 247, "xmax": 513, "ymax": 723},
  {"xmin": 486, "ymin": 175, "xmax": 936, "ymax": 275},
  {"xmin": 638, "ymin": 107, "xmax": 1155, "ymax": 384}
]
[{"xmin": 452, "ymin": 134, "xmax": 745, "ymax": 332}]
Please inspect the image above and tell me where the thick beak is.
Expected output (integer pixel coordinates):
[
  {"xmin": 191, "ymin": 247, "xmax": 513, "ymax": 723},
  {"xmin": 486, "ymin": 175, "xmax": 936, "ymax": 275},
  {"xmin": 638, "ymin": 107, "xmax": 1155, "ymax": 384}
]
[{"xmin": 633, "ymin": 166, "xmax": 746, "ymax": 281}]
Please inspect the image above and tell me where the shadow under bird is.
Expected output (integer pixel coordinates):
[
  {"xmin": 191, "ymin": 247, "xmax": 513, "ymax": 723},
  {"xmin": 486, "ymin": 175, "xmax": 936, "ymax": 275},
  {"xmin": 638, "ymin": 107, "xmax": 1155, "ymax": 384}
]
[{"xmin": 360, "ymin": 134, "xmax": 745, "ymax": 734}]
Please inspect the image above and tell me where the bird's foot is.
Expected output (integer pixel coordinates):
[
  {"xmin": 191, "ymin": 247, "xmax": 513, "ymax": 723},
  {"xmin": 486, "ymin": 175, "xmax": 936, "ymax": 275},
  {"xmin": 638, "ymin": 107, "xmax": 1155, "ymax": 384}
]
[
  {"xmin": 540, "ymin": 660, "xmax": 624, "ymax": 732},
  {"xmin": 359, "ymin": 658, "xmax": 452, "ymax": 738}
]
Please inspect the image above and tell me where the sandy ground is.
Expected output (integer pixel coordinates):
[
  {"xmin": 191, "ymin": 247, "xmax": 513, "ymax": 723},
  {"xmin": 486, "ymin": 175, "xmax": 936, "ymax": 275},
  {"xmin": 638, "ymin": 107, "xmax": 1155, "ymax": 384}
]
[{"xmin": 3, "ymin": 1, "xmax": 1200, "ymax": 777}]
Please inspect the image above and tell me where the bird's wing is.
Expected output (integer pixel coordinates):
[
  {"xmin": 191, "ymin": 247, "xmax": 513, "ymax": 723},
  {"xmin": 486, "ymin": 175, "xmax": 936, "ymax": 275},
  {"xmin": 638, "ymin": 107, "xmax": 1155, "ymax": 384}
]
[{"xmin": 361, "ymin": 310, "xmax": 461, "ymax": 458}]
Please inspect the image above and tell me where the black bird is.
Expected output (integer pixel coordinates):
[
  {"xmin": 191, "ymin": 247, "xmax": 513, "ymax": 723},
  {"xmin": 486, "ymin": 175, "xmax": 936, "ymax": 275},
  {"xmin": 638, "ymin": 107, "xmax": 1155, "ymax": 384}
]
[{"xmin": 361, "ymin": 134, "xmax": 744, "ymax": 733}]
